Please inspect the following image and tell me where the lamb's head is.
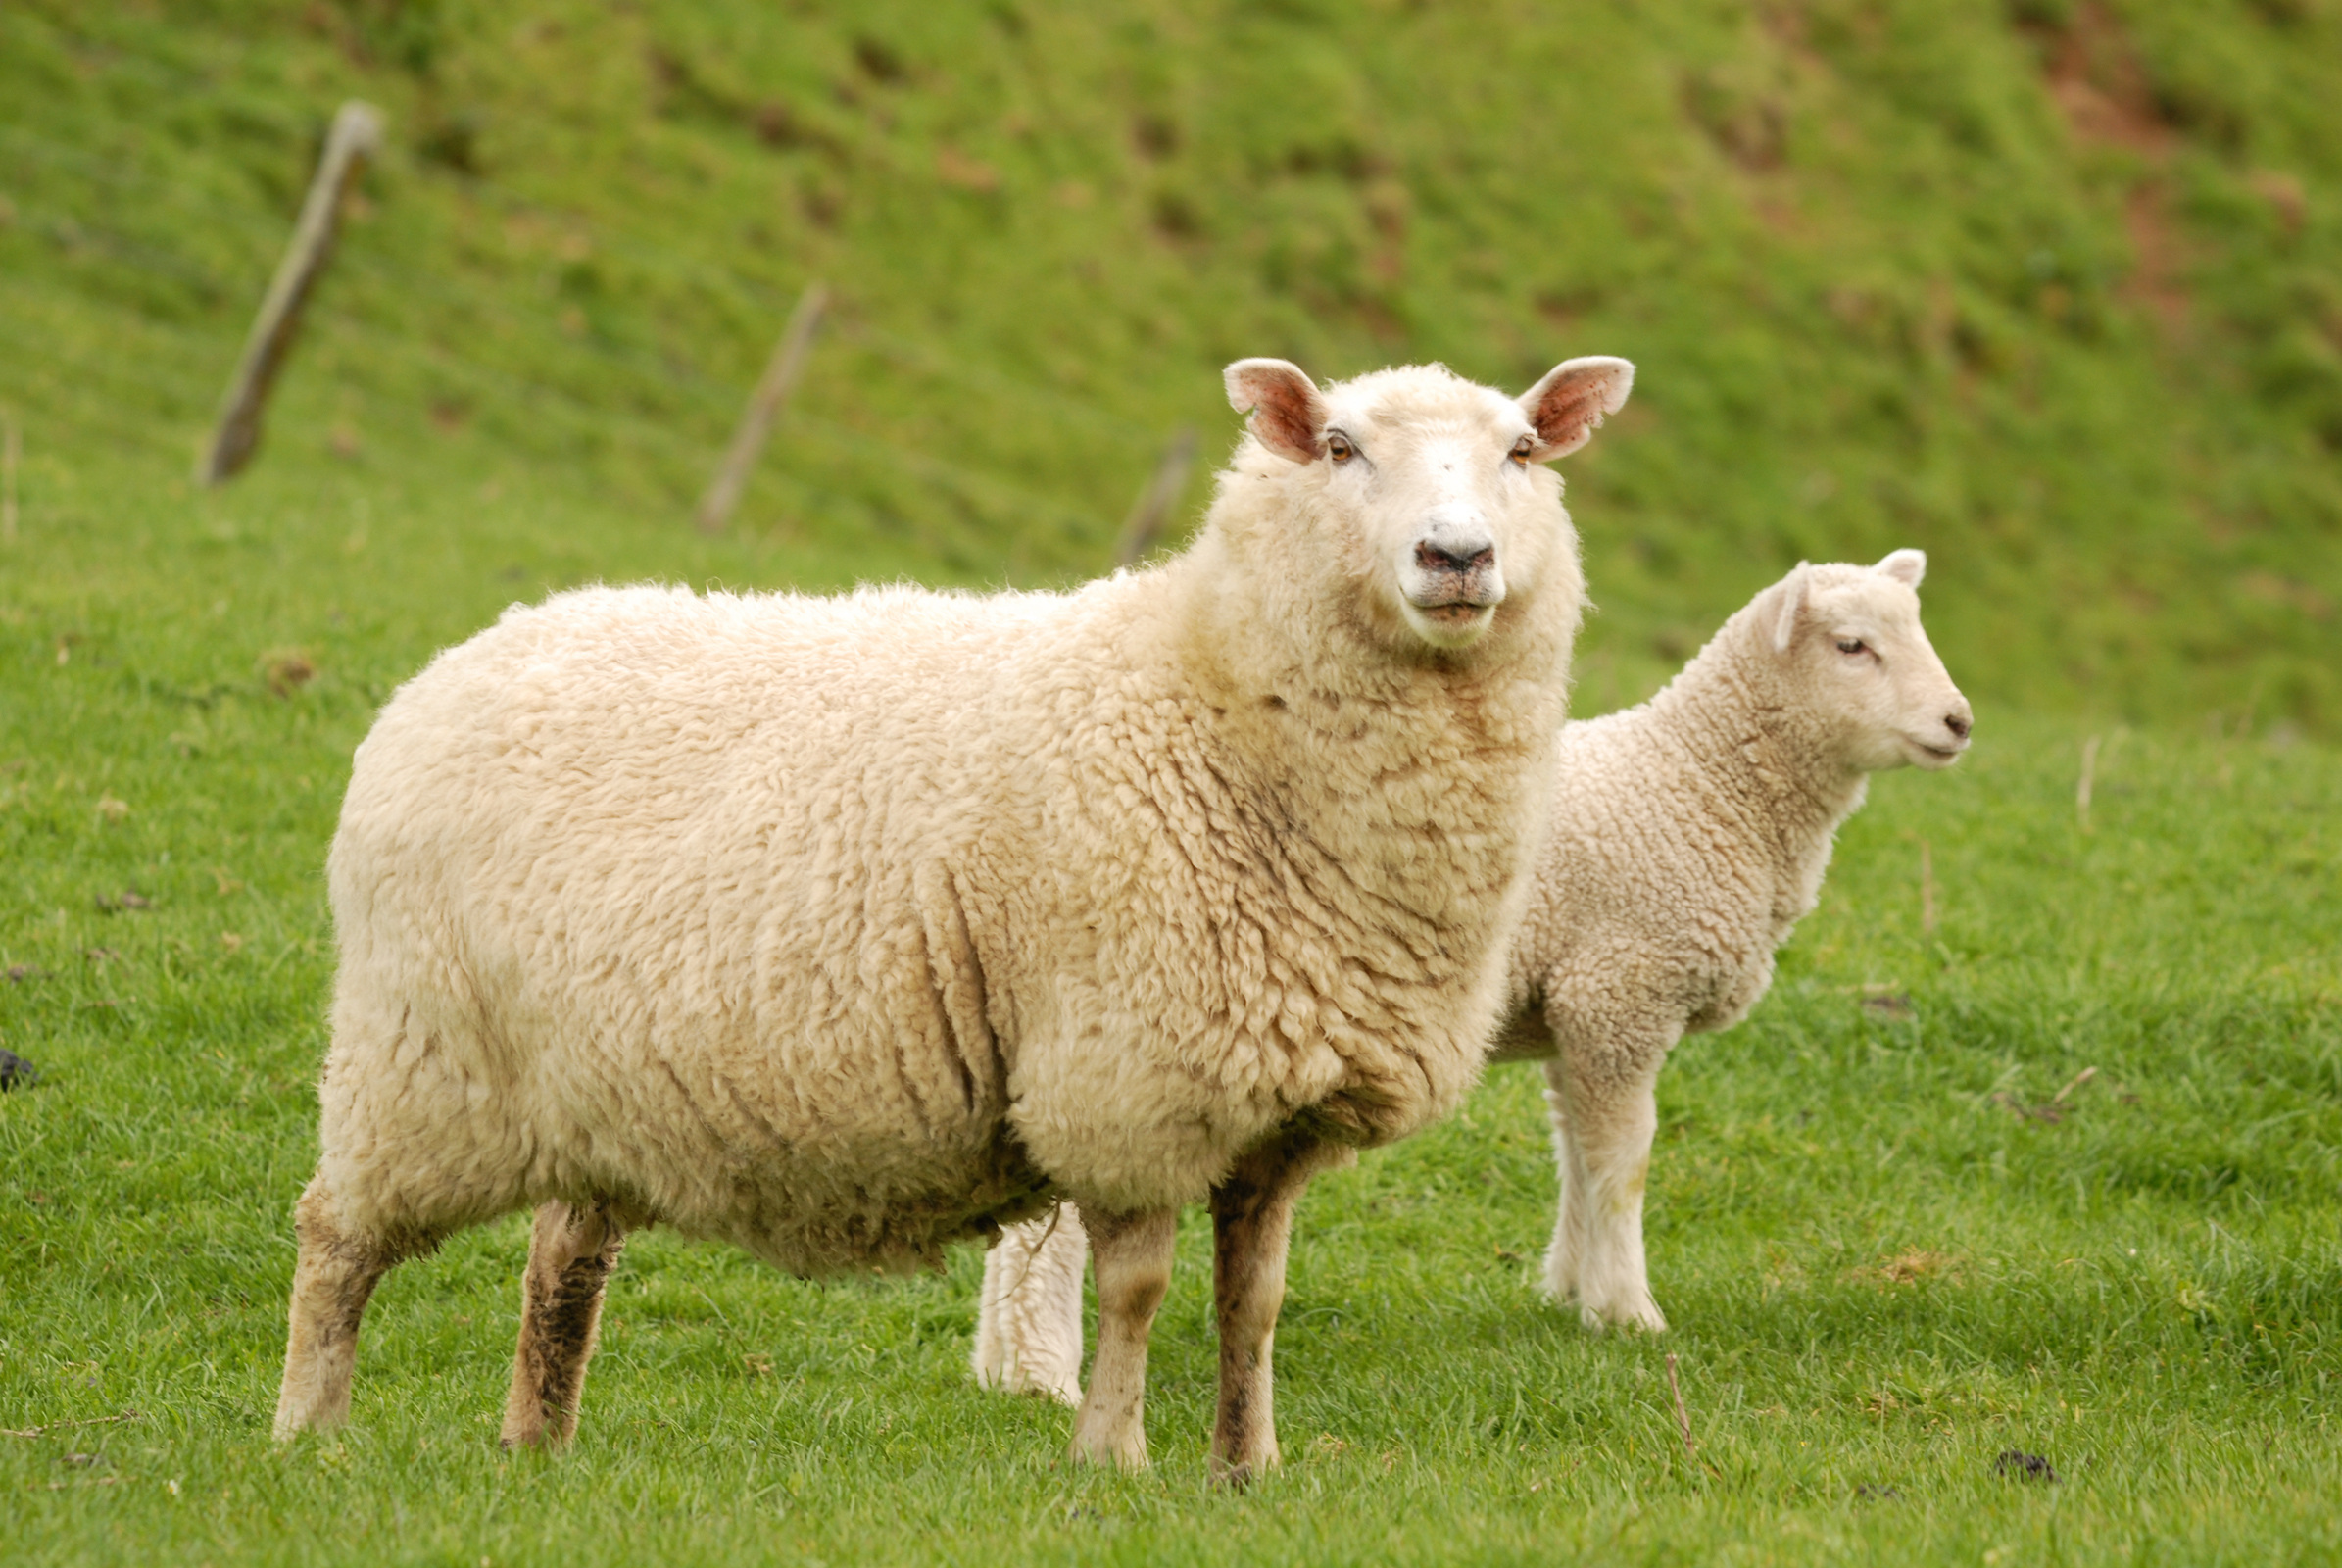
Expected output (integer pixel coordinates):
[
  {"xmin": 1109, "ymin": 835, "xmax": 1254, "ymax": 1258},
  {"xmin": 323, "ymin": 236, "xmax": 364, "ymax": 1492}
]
[
  {"xmin": 1764, "ymin": 550, "xmax": 1973, "ymax": 771},
  {"xmin": 1219, "ymin": 356, "xmax": 1633, "ymax": 656}
]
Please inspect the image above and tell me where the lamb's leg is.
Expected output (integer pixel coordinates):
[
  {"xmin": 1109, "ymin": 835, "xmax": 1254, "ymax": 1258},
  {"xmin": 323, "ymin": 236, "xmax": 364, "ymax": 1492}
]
[
  {"xmin": 974, "ymin": 1205, "xmax": 1089, "ymax": 1405},
  {"xmin": 500, "ymin": 1200, "xmax": 626, "ymax": 1450},
  {"xmin": 1067, "ymin": 1205, "xmax": 1175, "ymax": 1470},
  {"xmin": 1210, "ymin": 1131, "xmax": 1343, "ymax": 1485},
  {"xmin": 274, "ymin": 1176, "xmax": 414, "ymax": 1440},
  {"xmin": 1541, "ymin": 1047, "xmax": 1669, "ymax": 1333}
]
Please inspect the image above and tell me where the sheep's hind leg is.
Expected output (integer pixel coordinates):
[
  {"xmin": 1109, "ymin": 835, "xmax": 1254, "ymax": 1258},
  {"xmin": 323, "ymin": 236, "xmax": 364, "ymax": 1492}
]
[
  {"xmin": 274, "ymin": 1176, "xmax": 428, "ymax": 1441},
  {"xmin": 974, "ymin": 1204, "xmax": 1089, "ymax": 1405},
  {"xmin": 1067, "ymin": 1206, "xmax": 1175, "ymax": 1470},
  {"xmin": 1209, "ymin": 1131, "xmax": 1346, "ymax": 1486},
  {"xmin": 500, "ymin": 1200, "xmax": 627, "ymax": 1450},
  {"xmin": 1542, "ymin": 1047, "xmax": 1669, "ymax": 1333}
]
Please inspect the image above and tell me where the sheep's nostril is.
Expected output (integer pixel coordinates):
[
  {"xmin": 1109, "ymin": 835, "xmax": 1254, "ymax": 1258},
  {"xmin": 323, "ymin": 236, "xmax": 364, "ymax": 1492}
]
[
  {"xmin": 1415, "ymin": 540, "xmax": 1495, "ymax": 575},
  {"xmin": 1945, "ymin": 712, "xmax": 1972, "ymax": 741}
]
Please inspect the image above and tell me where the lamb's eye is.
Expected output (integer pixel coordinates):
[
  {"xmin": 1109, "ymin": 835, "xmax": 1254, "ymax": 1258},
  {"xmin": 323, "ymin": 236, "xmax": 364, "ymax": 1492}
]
[
  {"xmin": 1327, "ymin": 432, "xmax": 1354, "ymax": 463},
  {"xmin": 1836, "ymin": 637, "xmax": 1868, "ymax": 656},
  {"xmin": 1509, "ymin": 436, "xmax": 1535, "ymax": 466}
]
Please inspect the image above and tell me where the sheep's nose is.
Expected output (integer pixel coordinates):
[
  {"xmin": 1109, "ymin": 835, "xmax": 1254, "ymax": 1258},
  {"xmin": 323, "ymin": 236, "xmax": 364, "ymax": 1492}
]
[
  {"xmin": 1944, "ymin": 709, "xmax": 1973, "ymax": 741},
  {"xmin": 1415, "ymin": 538, "xmax": 1494, "ymax": 576}
]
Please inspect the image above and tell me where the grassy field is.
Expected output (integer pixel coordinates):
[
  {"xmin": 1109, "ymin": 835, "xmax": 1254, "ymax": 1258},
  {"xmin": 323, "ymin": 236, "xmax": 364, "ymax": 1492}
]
[
  {"xmin": 5, "ymin": 1, "xmax": 2341, "ymax": 1563},
  {"xmin": 2, "ymin": 452, "xmax": 2337, "ymax": 1563}
]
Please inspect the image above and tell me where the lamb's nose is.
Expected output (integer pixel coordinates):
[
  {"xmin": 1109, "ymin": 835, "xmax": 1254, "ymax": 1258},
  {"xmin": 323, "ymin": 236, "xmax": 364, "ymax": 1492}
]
[
  {"xmin": 1415, "ymin": 539, "xmax": 1494, "ymax": 575},
  {"xmin": 1944, "ymin": 710, "xmax": 1972, "ymax": 741}
]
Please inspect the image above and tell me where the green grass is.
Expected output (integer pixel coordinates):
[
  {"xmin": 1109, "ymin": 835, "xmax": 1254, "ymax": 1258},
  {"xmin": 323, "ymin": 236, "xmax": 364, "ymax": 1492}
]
[
  {"xmin": 3, "ymin": 465, "xmax": 2337, "ymax": 1562},
  {"xmin": 5, "ymin": 0, "xmax": 2342, "ymax": 1562}
]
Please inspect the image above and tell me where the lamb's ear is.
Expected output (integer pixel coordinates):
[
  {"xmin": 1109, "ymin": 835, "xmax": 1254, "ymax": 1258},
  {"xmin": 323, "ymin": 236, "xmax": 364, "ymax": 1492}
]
[
  {"xmin": 1876, "ymin": 548, "xmax": 1927, "ymax": 587},
  {"xmin": 1771, "ymin": 562, "xmax": 1813, "ymax": 654},
  {"xmin": 1517, "ymin": 356, "xmax": 1635, "ymax": 461},
  {"xmin": 1224, "ymin": 359, "xmax": 1328, "ymax": 465}
]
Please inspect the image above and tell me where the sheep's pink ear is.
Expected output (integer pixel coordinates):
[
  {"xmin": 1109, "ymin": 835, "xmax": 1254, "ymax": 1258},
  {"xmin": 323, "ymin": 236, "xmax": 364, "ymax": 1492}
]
[
  {"xmin": 1224, "ymin": 359, "xmax": 1328, "ymax": 465},
  {"xmin": 1517, "ymin": 356, "xmax": 1635, "ymax": 461},
  {"xmin": 1876, "ymin": 549, "xmax": 1927, "ymax": 587},
  {"xmin": 1771, "ymin": 562, "xmax": 1812, "ymax": 654}
]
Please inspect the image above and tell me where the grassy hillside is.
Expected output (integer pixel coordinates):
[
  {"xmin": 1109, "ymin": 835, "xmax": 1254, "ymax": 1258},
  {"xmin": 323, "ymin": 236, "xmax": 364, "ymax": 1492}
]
[{"xmin": 3, "ymin": 0, "xmax": 2339, "ymax": 727}]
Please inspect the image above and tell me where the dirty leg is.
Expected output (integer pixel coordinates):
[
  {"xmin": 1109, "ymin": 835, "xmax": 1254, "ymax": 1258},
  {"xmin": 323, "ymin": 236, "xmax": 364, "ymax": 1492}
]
[
  {"xmin": 500, "ymin": 1200, "xmax": 627, "ymax": 1449},
  {"xmin": 1067, "ymin": 1205, "xmax": 1175, "ymax": 1469},
  {"xmin": 273, "ymin": 1177, "xmax": 408, "ymax": 1440},
  {"xmin": 1210, "ymin": 1131, "xmax": 1342, "ymax": 1485}
]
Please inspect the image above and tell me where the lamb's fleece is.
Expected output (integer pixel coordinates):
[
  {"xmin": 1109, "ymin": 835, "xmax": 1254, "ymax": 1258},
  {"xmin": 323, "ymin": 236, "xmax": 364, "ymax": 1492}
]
[
  {"xmin": 974, "ymin": 552, "xmax": 1969, "ymax": 1396},
  {"xmin": 276, "ymin": 357, "xmax": 1630, "ymax": 1453},
  {"xmin": 1493, "ymin": 550, "xmax": 1971, "ymax": 1331}
]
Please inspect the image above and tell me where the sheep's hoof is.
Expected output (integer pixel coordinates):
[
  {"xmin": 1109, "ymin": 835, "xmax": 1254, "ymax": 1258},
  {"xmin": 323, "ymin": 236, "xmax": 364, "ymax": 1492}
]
[
  {"xmin": 1210, "ymin": 1451, "xmax": 1277, "ymax": 1491},
  {"xmin": 1066, "ymin": 1432, "xmax": 1149, "ymax": 1471}
]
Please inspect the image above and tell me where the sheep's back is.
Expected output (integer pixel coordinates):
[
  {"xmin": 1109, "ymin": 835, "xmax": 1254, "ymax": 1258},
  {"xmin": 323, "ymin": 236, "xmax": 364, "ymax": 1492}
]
[{"xmin": 321, "ymin": 584, "xmax": 1050, "ymax": 1270}]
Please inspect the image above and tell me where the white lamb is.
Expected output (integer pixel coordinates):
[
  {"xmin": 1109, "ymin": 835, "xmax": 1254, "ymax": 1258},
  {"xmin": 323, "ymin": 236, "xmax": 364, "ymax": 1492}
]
[
  {"xmin": 975, "ymin": 552, "xmax": 1970, "ymax": 1396},
  {"xmin": 271, "ymin": 353, "xmax": 1636, "ymax": 1480}
]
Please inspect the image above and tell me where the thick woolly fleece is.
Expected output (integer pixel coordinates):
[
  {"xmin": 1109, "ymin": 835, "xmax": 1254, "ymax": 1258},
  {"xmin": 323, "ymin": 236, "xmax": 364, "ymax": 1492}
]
[
  {"xmin": 974, "ymin": 555, "xmax": 1969, "ymax": 1384},
  {"xmin": 301, "ymin": 364, "xmax": 1586, "ymax": 1294}
]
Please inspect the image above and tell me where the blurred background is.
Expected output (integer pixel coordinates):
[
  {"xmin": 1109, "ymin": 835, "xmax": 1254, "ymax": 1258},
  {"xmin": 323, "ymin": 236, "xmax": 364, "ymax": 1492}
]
[{"xmin": 3, "ymin": 0, "xmax": 2337, "ymax": 732}]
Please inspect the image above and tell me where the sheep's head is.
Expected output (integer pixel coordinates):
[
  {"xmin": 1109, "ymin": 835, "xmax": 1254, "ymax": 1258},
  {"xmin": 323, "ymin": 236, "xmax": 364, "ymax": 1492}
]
[
  {"xmin": 1765, "ymin": 551, "xmax": 1973, "ymax": 771},
  {"xmin": 1221, "ymin": 356, "xmax": 1633, "ymax": 656}
]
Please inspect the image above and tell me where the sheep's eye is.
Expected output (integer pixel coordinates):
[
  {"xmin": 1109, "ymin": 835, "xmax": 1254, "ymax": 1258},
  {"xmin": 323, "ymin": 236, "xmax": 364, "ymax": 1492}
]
[
  {"xmin": 1835, "ymin": 637, "xmax": 1868, "ymax": 656},
  {"xmin": 1326, "ymin": 432, "xmax": 1354, "ymax": 463},
  {"xmin": 1509, "ymin": 436, "xmax": 1535, "ymax": 466}
]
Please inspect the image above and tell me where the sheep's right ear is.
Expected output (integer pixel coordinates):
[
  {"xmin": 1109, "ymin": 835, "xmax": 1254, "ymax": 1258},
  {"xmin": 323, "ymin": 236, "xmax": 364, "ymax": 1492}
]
[
  {"xmin": 1224, "ymin": 359, "xmax": 1328, "ymax": 465},
  {"xmin": 1771, "ymin": 562, "xmax": 1812, "ymax": 654}
]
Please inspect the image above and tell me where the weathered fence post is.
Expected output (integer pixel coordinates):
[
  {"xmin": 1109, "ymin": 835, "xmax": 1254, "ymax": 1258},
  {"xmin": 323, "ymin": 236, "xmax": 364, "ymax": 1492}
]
[
  {"xmin": 197, "ymin": 101, "xmax": 383, "ymax": 486},
  {"xmin": 1113, "ymin": 425, "xmax": 1198, "ymax": 567},
  {"xmin": 698, "ymin": 281, "xmax": 829, "ymax": 534},
  {"xmin": 2, "ymin": 408, "xmax": 18, "ymax": 544}
]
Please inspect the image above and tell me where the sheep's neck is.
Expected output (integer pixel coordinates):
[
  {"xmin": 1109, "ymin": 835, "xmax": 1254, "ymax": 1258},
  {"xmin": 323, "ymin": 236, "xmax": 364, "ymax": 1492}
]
[
  {"xmin": 1643, "ymin": 620, "xmax": 1869, "ymax": 885},
  {"xmin": 1161, "ymin": 540, "xmax": 1573, "ymax": 910}
]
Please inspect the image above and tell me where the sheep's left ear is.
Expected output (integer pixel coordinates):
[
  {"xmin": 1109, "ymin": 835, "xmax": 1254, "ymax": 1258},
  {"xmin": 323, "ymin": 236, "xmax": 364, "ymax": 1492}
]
[
  {"xmin": 1517, "ymin": 356, "xmax": 1635, "ymax": 461},
  {"xmin": 1771, "ymin": 562, "xmax": 1812, "ymax": 654},
  {"xmin": 1225, "ymin": 358, "xmax": 1328, "ymax": 465},
  {"xmin": 1876, "ymin": 549, "xmax": 1927, "ymax": 587}
]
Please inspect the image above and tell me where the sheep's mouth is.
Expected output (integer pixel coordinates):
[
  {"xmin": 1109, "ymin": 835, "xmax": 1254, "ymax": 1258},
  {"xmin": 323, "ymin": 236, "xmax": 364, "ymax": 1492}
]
[
  {"xmin": 1411, "ymin": 601, "xmax": 1490, "ymax": 627},
  {"xmin": 1397, "ymin": 595, "xmax": 1498, "ymax": 650},
  {"xmin": 1905, "ymin": 738, "xmax": 1966, "ymax": 767}
]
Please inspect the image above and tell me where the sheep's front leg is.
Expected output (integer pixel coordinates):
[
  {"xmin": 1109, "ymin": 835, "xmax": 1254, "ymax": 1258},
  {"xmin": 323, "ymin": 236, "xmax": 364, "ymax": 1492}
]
[
  {"xmin": 1542, "ymin": 1042, "xmax": 1670, "ymax": 1333},
  {"xmin": 974, "ymin": 1204, "xmax": 1090, "ymax": 1405},
  {"xmin": 500, "ymin": 1200, "xmax": 626, "ymax": 1450},
  {"xmin": 1068, "ymin": 1206, "xmax": 1175, "ymax": 1469},
  {"xmin": 1210, "ymin": 1131, "xmax": 1345, "ymax": 1485}
]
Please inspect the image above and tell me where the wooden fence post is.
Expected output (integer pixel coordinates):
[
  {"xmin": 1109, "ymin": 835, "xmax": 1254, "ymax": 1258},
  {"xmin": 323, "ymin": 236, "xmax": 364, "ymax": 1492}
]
[
  {"xmin": 2, "ymin": 408, "xmax": 18, "ymax": 545},
  {"xmin": 197, "ymin": 101, "xmax": 383, "ymax": 486},
  {"xmin": 1113, "ymin": 425, "xmax": 1198, "ymax": 567},
  {"xmin": 698, "ymin": 281, "xmax": 829, "ymax": 534}
]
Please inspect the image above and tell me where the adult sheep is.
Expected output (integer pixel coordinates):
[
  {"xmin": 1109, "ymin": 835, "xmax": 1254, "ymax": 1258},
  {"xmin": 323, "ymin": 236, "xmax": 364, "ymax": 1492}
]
[
  {"xmin": 272, "ymin": 353, "xmax": 1636, "ymax": 1480},
  {"xmin": 975, "ymin": 552, "xmax": 1970, "ymax": 1399}
]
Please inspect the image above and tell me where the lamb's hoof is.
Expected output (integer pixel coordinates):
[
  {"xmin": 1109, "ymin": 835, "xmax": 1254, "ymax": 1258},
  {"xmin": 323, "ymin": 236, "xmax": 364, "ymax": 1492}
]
[
  {"xmin": 979, "ymin": 1369, "xmax": 1085, "ymax": 1407},
  {"xmin": 1578, "ymin": 1297, "xmax": 1669, "ymax": 1335}
]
